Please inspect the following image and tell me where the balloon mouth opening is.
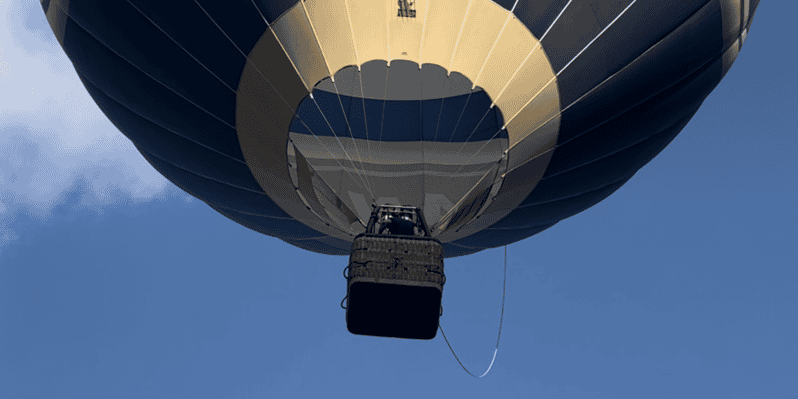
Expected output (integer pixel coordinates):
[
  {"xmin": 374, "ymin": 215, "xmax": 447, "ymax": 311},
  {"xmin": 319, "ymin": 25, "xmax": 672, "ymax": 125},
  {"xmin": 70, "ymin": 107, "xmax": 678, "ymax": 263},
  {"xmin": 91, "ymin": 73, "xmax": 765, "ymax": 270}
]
[{"xmin": 285, "ymin": 60, "xmax": 508, "ymax": 236}]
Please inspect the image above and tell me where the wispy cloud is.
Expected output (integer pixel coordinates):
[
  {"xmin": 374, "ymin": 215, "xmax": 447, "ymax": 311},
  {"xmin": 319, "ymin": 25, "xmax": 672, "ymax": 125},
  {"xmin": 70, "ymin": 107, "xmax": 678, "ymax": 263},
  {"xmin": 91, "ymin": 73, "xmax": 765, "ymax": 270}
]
[{"xmin": 1, "ymin": 0, "xmax": 192, "ymax": 249}]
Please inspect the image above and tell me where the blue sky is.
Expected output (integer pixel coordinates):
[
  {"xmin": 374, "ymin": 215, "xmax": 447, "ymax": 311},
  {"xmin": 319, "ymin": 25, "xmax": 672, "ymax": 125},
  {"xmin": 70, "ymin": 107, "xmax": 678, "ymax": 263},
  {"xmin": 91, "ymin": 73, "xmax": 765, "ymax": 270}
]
[{"xmin": 1, "ymin": 2, "xmax": 796, "ymax": 398}]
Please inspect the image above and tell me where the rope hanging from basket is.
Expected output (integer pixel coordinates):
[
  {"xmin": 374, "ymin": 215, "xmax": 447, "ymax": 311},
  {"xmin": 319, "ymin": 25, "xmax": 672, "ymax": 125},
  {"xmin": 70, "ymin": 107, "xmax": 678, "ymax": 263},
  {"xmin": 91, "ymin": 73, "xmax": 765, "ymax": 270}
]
[{"xmin": 439, "ymin": 245, "xmax": 507, "ymax": 378}]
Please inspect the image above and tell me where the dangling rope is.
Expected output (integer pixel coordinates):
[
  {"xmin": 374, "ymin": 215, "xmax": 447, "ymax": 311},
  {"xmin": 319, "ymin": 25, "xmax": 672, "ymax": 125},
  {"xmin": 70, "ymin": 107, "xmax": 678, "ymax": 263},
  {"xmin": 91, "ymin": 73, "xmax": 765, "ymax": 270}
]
[{"xmin": 439, "ymin": 245, "xmax": 507, "ymax": 378}]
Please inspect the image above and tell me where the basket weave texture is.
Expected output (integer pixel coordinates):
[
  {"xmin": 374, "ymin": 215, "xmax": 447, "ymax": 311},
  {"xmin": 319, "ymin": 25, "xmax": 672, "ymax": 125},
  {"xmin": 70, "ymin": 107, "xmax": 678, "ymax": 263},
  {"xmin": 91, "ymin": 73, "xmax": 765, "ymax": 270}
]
[{"xmin": 348, "ymin": 235, "xmax": 444, "ymax": 286}]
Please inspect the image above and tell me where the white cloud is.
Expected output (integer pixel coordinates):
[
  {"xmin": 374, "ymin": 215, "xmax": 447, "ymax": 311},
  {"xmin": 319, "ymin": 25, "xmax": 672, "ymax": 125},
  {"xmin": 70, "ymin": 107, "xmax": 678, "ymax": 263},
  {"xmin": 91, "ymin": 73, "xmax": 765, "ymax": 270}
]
[{"xmin": 0, "ymin": 0, "xmax": 192, "ymax": 248}]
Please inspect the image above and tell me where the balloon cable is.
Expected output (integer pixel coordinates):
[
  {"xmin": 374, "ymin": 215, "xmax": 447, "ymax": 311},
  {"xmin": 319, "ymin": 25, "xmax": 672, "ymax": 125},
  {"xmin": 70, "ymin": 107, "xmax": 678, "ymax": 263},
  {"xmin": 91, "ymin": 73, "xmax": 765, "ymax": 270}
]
[{"xmin": 439, "ymin": 245, "xmax": 507, "ymax": 378}]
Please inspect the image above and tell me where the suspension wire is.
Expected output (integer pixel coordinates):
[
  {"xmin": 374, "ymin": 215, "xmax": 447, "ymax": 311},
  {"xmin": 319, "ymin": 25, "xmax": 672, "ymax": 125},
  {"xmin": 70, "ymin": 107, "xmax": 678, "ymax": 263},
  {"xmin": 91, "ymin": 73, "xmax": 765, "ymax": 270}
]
[
  {"xmin": 420, "ymin": 66, "xmax": 427, "ymax": 210},
  {"xmin": 442, "ymin": 0, "xmax": 574, "ymax": 174},
  {"xmin": 341, "ymin": 0, "xmax": 377, "ymax": 199},
  {"xmin": 442, "ymin": 0, "xmax": 518, "ymax": 152},
  {"xmin": 439, "ymin": 245, "xmax": 507, "ymax": 378},
  {"xmin": 417, "ymin": 0, "xmax": 431, "ymax": 63},
  {"xmin": 332, "ymin": 0, "xmax": 376, "ymax": 197},
  {"xmin": 446, "ymin": 90, "xmax": 476, "ymax": 143},
  {"xmin": 472, "ymin": 0, "xmax": 520, "ymax": 88},
  {"xmin": 294, "ymin": 117, "xmax": 371, "ymax": 194},
  {"xmin": 447, "ymin": 0, "xmax": 476, "ymax": 74},
  {"xmin": 448, "ymin": 0, "xmax": 637, "ymax": 176},
  {"xmin": 297, "ymin": 1, "xmax": 375, "ymax": 197},
  {"xmin": 190, "ymin": 0, "xmax": 370, "ymax": 199},
  {"xmin": 356, "ymin": 67, "xmax": 376, "ymax": 204},
  {"xmin": 378, "ymin": 57, "xmax": 391, "ymax": 144},
  {"xmin": 432, "ymin": 96, "xmax": 447, "ymax": 142},
  {"xmin": 330, "ymin": 77, "xmax": 376, "ymax": 199},
  {"xmin": 307, "ymin": 95, "xmax": 375, "ymax": 195},
  {"xmin": 450, "ymin": 126, "xmax": 506, "ymax": 177}
]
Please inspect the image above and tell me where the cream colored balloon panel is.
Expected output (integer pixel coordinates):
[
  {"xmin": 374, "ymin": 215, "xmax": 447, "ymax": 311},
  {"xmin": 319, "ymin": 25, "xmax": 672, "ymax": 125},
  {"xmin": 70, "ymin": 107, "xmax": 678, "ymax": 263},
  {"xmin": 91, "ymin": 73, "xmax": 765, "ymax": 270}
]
[{"xmin": 247, "ymin": 0, "xmax": 562, "ymax": 239}]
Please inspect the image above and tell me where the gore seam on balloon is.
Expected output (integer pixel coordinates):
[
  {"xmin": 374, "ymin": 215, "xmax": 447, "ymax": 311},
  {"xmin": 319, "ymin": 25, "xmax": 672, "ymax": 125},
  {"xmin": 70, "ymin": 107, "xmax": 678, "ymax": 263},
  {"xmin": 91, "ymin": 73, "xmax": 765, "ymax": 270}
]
[
  {"xmin": 445, "ymin": 0, "xmax": 578, "ymax": 174},
  {"xmin": 448, "ymin": 0, "xmax": 476, "ymax": 75},
  {"xmin": 356, "ymin": 68, "xmax": 376, "ymax": 201},
  {"xmin": 492, "ymin": 0, "xmax": 572, "ymax": 106},
  {"xmin": 446, "ymin": 91, "xmax": 476, "ymax": 143},
  {"xmin": 73, "ymin": 66, "xmax": 247, "ymax": 166},
  {"xmin": 199, "ymin": 0, "xmax": 365, "ymax": 202},
  {"xmin": 52, "ymin": 2, "xmax": 239, "ymax": 130},
  {"xmin": 193, "ymin": 0, "xmax": 300, "ymax": 115},
  {"xmin": 505, "ymin": 0, "xmax": 639, "ymax": 131},
  {"xmin": 124, "ymin": 0, "xmax": 238, "ymax": 94},
  {"xmin": 247, "ymin": 0, "xmax": 315, "ymax": 93},
  {"xmin": 558, "ymin": 0, "xmax": 638, "ymax": 75},
  {"xmin": 291, "ymin": 1, "xmax": 374, "ymax": 196},
  {"xmin": 339, "ymin": 0, "xmax": 377, "ymax": 199},
  {"xmin": 331, "ymin": 79, "xmax": 375, "ymax": 199},
  {"xmin": 473, "ymin": 0, "xmax": 520, "ymax": 89},
  {"xmin": 294, "ymin": 111, "xmax": 373, "ymax": 197},
  {"xmin": 540, "ymin": 112, "xmax": 697, "ymax": 181},
  {"xmin": 417, "ymin": 0, "xmax": 432, "ymax": 65}
]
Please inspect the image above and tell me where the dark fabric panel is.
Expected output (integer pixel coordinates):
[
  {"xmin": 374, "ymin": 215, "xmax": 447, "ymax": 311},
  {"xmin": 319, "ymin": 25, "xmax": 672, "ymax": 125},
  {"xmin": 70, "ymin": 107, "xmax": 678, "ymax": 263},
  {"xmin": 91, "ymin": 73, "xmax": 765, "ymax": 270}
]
[
  {"xmin": 421, "ymin": 98, "xmax": 444, "ymax": 141},
  {"xmin": 492, "ymin": 0, "xmax": 516, "ymax": 12},
  {"xmin": 524, "ymin": 115, "xmax": 690, "ymax": 207},
  {"xmin": 207, "ymin": 204, "xmax": 330, "ymax": 241},
  {"xmin": 539, "ymin": 0, "xmax": 633, "ymax": 73},
  {"xmin": 512, "ymin": 0, "xmax": 572, "ymax": 38},
  {"xmin": 344, "ymin": 94, "xmax": 369, "ymax": 140},
  {"xmin": 492, "ymin": 106, "xmax": 506, "ymax": 140},
  {"xmin": 546, "ymin": 69, "xmax": 716, "ymax": 178},
  {"xmin": 442, "ymin": 93, "xmax": 479, "ymax": 143},
  {"xmin": 292, "ymin": 94, "xmax": 329, "ymax": 137},
  {"xmin": 314, "ymin": 90, "xmax": 353, "ymax": 139},
  {"xmin": 194, "ymin": 0, "xmax": 266, "ymax": 54},
  {"xmin": 492, "ymin": 178, "xmax": 628, "ymax": 229},
  {"xmin": 282, "ymin": 238, "xmax": 350, "ymax": 256},
  {"xmin": 500, "ymin": 44, "xmax": 729, "ymax": 231},
  {"xmin": 546, "ymin": 98, "xmax": 704, "ymax": 181},
  {"xmin": 546, "ymin": 38, "xmax": 725, "ymax": 180},
  {"xmin": 546, "ymin": 106, "xmax": 695, "ymax": 181},
  {"xmin": 290, "ymin": 114, "xmax": 312, "ymax": 135},
  {"xmin": 554, "ymin": 1, "xmax": 723, "ymax": 145},
  {"xmin": 447, "ymin": 187, "xmax": 492, "ymax": 231},
  {"xmin": 451, "ymin": 223, "xmax": 555, "ymax": 250},
  {"xmin": 79, "ymin": 73, "xmax": 263, "ymax": 194},
  {"xmin": 41, "ymin": 0, "xmax": 51, "ymax": 13},
  {"xmin": 340, "ymin": 92, "xmax": 356, "ymax": 135},
  {"xmin": 251, "ymin": 0, "xmax": 298, "ymax": 25},
  {"xmin": 363, "ymin": 98, "xmax": 386, "ymax": 142},
  {"xmin": 433, "ymin": 93, "xmax": 469, "ymax": 141},
  {"xmin": 65, "ymin": 0, "xmax": 236, "ymax": 125},
  {"xmin": 473, "ymin": 108, "xmax": 504, "ymax": 142},
  {"xmin": 556, "ymin": 1, "xmax": 712, "ymax": 108},
  {"xmin": 381, "ymin": 100, "xmax": 423, "ymax": 141},
  {"xmin": 138, "ymin": 148, "xmax": 290, "ymax": 219},
  {"xmin": 62, "ymin": 18, "xmax": 244, "ymax": 161},
  {"xmin": 291, "ymin": 92, "xmax": 505, "ymax": 143},
  {"xmin": 127, "ymin": 0, "xmax": 248, "ymax": 90},
  {"xmin": 448, "ymin": 91, "xmax": 501, "ymax": 142}
]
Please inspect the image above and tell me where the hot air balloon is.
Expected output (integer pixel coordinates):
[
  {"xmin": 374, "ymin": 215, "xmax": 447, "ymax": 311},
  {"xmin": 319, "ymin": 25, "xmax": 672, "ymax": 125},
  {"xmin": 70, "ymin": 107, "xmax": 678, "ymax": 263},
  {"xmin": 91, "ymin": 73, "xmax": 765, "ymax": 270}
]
[{"xmin": 41, "ymin": 0, "xmax": 758, "ymax": 339}]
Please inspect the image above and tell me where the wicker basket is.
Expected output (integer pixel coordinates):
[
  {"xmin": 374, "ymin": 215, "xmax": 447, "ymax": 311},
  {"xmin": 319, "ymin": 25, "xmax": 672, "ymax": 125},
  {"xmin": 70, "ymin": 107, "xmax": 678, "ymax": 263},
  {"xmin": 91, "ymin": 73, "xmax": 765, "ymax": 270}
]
[{"xmin": 344, "ymin": 234, "xmax": 445, "ymax": 339}]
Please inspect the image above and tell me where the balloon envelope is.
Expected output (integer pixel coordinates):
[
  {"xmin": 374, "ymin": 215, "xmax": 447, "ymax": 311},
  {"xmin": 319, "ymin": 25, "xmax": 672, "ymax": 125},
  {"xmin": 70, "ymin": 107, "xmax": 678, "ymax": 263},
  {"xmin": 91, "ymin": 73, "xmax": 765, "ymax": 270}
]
[{"xmin": 41, "ymin": 0, "xmax": 758, "ymax": 256}]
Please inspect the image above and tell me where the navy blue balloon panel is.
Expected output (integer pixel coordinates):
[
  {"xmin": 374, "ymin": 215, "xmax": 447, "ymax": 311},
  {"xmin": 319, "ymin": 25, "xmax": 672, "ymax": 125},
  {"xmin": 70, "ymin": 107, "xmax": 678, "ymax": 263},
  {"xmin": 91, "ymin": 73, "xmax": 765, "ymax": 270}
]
[
  {"xmin": 43, "ymin": 0, "xmax": 759, "ymax": 257},
  {"xmin": 449, "ymin": 0, "xmax": 755, "ymax": 253}
]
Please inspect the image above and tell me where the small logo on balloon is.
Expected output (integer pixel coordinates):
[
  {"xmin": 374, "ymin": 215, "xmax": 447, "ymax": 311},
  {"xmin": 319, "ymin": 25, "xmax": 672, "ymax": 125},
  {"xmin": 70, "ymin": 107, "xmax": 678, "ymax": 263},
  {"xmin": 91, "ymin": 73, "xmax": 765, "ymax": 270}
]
[{"xmin": 397, "ymin": 0, "xmax": 417, "ymax": 18}]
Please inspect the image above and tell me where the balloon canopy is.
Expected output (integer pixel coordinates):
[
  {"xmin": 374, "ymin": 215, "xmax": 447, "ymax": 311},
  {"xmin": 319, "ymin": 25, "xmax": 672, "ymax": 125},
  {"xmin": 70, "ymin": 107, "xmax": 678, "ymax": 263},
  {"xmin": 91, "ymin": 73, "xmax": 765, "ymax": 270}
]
[{"xmin": 41, "ymin": 0, "xmax": 758, "ymax": 257}]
